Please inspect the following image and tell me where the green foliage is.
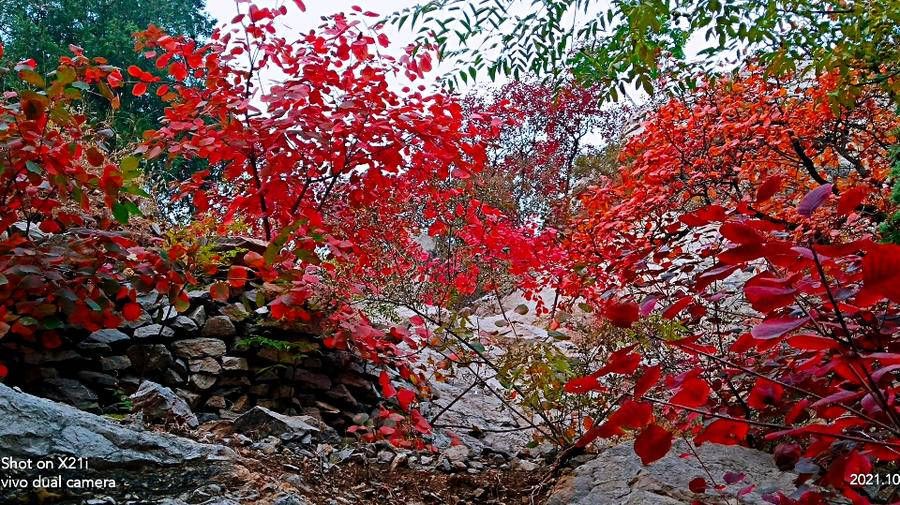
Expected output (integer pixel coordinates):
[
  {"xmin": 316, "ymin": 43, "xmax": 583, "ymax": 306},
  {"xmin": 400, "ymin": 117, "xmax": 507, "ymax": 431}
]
[
  {"xmin": 393, "ymin": 0, "xmax": 900, "ymax": 105},
  {"xmin": 879, "ymin": 143, "xmax": 900, "ymax": 243},
  {"xmin": 235, "ymin": 335, "xmax": 320, "ymax": 354}
]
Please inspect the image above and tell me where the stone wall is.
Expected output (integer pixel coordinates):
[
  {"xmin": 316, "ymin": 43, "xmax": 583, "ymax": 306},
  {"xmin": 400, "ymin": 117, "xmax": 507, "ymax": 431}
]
[{"xmin": 1, "ymin": 288, "xmax": 379, "ymax": 430}]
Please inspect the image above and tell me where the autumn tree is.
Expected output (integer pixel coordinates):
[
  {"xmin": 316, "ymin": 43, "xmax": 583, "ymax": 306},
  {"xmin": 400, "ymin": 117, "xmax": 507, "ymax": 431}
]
[{"xmin": 553, "ymin": 68, "xmax": 900, "ymax": 503}]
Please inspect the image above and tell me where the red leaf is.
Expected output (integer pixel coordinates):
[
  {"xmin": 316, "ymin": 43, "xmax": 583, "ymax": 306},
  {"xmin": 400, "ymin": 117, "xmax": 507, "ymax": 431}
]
[
  {"xmin": 720, "ymin": 222, "xmax": 762, "ymax": 245},
  {"xmin": 132, "ymin": 82, "xmax": 148, "ymax": 97},
  {"xmin": 397, "ymin": 388, "xmax": 415, "ymax": 411},
  {"xmin": 292, "ymin": 0, "xmax": 306, "ymax": 11},
  {"xmin": 609, "ymin": 400, "xmax": 653, "ymax": 430},
  {"xmin": 595, "ymin": 346, "xmax": 641, "ymax": 376},
  {"xmin": 862, "ymin": 243, "xmax": 900, "ymax": 303},
  {"xmin": 565, "ymin": 375, "xmax": 603, "ymax": 394},
  {"xmin": 744, "ymin": 274, "xmax": 797, "ymax": 312},
  {"xmin": 122, "ymin": 302, "xmax": 142, "ymax": 322},
  {"xmin": 689, "ymin": 477, "xmax": 707, "ymax": 493},
  {"xmin": 209, "ymin": 281, "xmax": 230, "ymax": 302},
  {"xmin": 670, "ymin": 377, "xmax": 711, "ymax": 407},
  {"xmin": 723, "ymin": 471, "xmax": 745, "ymax": 484},
  {"xmin": 718, "ymin": 243, "xmax": 766, "ymax": 264},
  {"xmin": 604, "ymin": 300, "xmax": 639, "ymax": 328},
  {"xmin": 695, "ymin": 264, "xmax": 739, "ymax": 291},
  {"xmin": 797, "ymin": 184, "xmax": 833, "ymax": 217},
  {"xmin": 751, "ymin": 317, "xmax": 809, "ymax": 340},
  {"xmin": 837, "ymin": 186, "xmax": 869, "ymax": 216},
  {"xmin": 244, "ymin": 251, "xmax": 266, "ymax": 269},
  {"xmin": 747, "ymin": 377, "xmax": 784, "ymax": 409},
  {"xmin": 634, "ymin": 365, "xmax": 661, "ymax": 398},
  {"xmin": 379, "ymin": 370, "xmax": 396, "ymax": 398},
  {"xmin": 0, "ymin": 362, "xmax": 8, "ymax": 379},
  {"xmin": 633, "ymin": 424, "xmax": 672, "ymax": 465},
  {"xmin": 786, "ymin": 334, "xmax": 839, "ymax": 351},
  {"xmin": 410, "ymin": 409, "xmax": 430, "ymax": 434},
  {"xmin": 662, "ymin": 296, "xmax": 693, "ymax": 319},
  {"xmin": 169, "ymin": 61, "xmax": 188, "ymax": 81},
  {"xmin": 694, "ymin": 419, "xmax": 748, "ymax": 446},
  {"xmin": 228, "ymin": 265, "xmax": 251, "ymax": 288},
  {"xmin": 755, "ymin": 175, "xmax": 783, "ymax": 203},
  {"xmin": 679, "ymin": 205, "xmax": 727, "ymax": 226},
  {"xmin": 127, "ymin": 65, "xmax": 144, "ymax": 78}
]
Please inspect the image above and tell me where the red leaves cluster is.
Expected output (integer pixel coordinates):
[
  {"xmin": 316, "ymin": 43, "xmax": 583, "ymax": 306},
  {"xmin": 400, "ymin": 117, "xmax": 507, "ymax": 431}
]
[
  {"xmin": 0, "ymin": 45, "xmax": 190, "ymax": 376},
  {"xmin": 555, "ymin": 68, "xmax": 900, "ymax": 503}
]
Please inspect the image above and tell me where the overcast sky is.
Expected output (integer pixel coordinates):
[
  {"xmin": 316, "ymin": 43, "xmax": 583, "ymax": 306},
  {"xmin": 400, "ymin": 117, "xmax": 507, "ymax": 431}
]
[
  {"xmin": 202, "ymin": 0, "xmax": 721, "ymax": 103},
  {"xmin": 204, "ymin": 0, "xmax": 452, "ymax": 91}
]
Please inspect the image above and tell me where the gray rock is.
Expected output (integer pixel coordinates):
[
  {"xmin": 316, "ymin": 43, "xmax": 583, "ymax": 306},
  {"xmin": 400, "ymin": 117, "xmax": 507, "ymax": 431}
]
[
  {"xmin": 206, "ymin": 396, "xmax": 226, "ymax": 409},
  {"xmin": 188, "ymin": 289, "xmax": 210, "ymax": 301},
  {"xmin": 190, "ymin": 374, "xmax": 218, "ymax": 390},
  {"xmin": 42, "ymin": 378, "xmax": 99, "ymax": 410},
  {"xmin": 77, "ymin": 341, "xmax": 112, "ymax": 354},
  {"xmin": 273, "ymin": 493, "xmax": 310, "ymax": 505},
  {"xmin": 232, "ymin": 406, "xmax": 329, "ymax": 441},
  {"xmin": 174, "ymin": 338, "xmax": 227, "ymax": 359},
  {"xmin": 445, "ymin": 445, "xmax": 470, "ymax": 462},
  {"xmin": 293, "ymin": 369, "xmax": 332, "ymax": 390},
  {"xmin": 134, "ymin": 324, "xmax": 175, "ymax": 340},
  {"xmin": 23, "ymin": 349, "xmax": 83, "ymax": 365},
  {"xmin": 377, "ymin": 449, "xmax": 395, "ymax": 464},
  {"xmin": 221, "ymin": 303, "xmax": 251, "ymax": 322},
  {"xmin": 78, "ymin": 371, "xmax": 119, "ymax": 388},
  {"xmin": 547, "ymin": 440, "xmax": 803, "ymax": 505},
  {"xmin": 130, "ymin": 381, "xmax": 199, "ymax": 428},
  {"xmin": 188, "ymin": 305, "xmax": 207, "ymax": 327},
  {"xmin": 200, "ymin": 316, "xmax": 236, "ymax": 339},
  {"xmin": 137, "ymin": 291, "xmax": 160, "ymax": 309},
  {"xmin": 175, "ymin": 389, "xmax": 201, "ymax": 407},
  {"xmin": 162, "ymin": 368, "xmax": 186, "ymax": 387},
  {"xmin": 172, "ymin": 315, "xmax": 199, "ymax": 332},
  {"xmin": 86, "ymin": 329, "xmax": 130, "ymax": 345},
  {"xmin": 155, "ymin": 305, "xmax": 179, "ymax": 322},
  {"xmin": 100, "ymin": 355, "xmax": 132, "ymax": 371},
  {"xmin": 122, "ymin": 311, "xmax": 151, "ymax": 329},
  {"xmin": 127, "ymin": 344, "xmax": 173, "ymax": 373},
  {"xmin": 0, "ymin": 383, "xmax": 230, "ymax": 466},
  {"xmin": 221, "ymin": 356, "xmax": 248, "ymax": 371},
  {"xmin": 513, "ymin": 458, "xmax": 539, "ymax": 472},
  {"xmin": 189, "ymin": 357, "xmax": 222, "ymax": 374}
]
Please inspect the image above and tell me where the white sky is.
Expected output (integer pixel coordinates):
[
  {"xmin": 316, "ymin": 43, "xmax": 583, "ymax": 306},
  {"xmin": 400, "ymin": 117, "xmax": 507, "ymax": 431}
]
[{"xmin": 202, "ymin": 0, "xmax": 725, "ymax": 103}]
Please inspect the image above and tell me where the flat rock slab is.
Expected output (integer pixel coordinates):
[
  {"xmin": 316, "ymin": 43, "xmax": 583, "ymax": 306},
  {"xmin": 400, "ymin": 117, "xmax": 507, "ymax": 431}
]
[
  {"xmin": 0, "ymin": 382, "xmax": 231, "ymax": 468},
  {"xmin": 548, "ymin": 440, "xmax": 803, "ymax": 505}
]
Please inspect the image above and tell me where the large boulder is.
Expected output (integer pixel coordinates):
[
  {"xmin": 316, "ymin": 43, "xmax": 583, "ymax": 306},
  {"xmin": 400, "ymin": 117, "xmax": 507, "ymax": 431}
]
[
  {"xmin": 547, "ymin": 440, "xmax": 805, "ymax": 505},
  {"xmin": 0, "ymin": 382, "xmax": 230, "ymax": 467},
  {"xmin": 130, "ymin": 381, "xmax": 199, "ymax": 428},
  {"xmin": 233, "ymin": 406, "xmax": 336, "ymax": 442}
]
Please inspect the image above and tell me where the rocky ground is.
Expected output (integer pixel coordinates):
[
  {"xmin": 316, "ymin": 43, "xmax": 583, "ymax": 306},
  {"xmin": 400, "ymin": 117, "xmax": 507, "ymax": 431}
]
[{"xmin": 0, "ymin": 288, "xmax": 810, "ymax": 505}]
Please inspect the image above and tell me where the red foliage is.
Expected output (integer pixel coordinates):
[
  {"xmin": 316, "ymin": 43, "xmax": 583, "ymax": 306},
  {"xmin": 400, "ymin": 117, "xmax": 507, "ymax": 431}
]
[
  {"xmin": 0, "ymin": 43, "xmax": 189, "ymax": 376},
  {"xmin": 559, "ymin": 68, "xmax": 900, "ymax": 503}
]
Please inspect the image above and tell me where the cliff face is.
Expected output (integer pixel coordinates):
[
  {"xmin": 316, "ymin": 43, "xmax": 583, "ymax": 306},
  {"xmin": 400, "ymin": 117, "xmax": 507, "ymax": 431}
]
[{"xmin": 0, "ymin": 286, "xmax": 379, "ymax": 431}]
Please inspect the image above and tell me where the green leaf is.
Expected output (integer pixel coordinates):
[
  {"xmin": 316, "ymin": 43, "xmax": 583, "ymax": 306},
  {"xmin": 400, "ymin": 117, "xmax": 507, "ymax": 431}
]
[
  {"xmin": 112, "ymin": 202, "xmax": 130, "ymax": 224},
  {"xmin": 120, "ymin": 156, "xmax": 140, "ymax": 179},
  {"xmin": 25, "ymin": 160, "xmax": 43, "ymax": 174}
]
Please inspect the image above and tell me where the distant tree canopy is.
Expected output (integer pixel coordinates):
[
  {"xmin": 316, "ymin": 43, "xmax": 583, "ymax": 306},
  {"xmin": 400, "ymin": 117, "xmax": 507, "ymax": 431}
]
[
  {"xmin": 0, "ymin": 0, "xmax": 214, "ymax": 142},
  {"xmin": 0, "ymin": 0, "xmax": 213, "ymax": 73},
  {"xmin": 392, "ymin": 0, "xmax": 899, "ymax": 106}
]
